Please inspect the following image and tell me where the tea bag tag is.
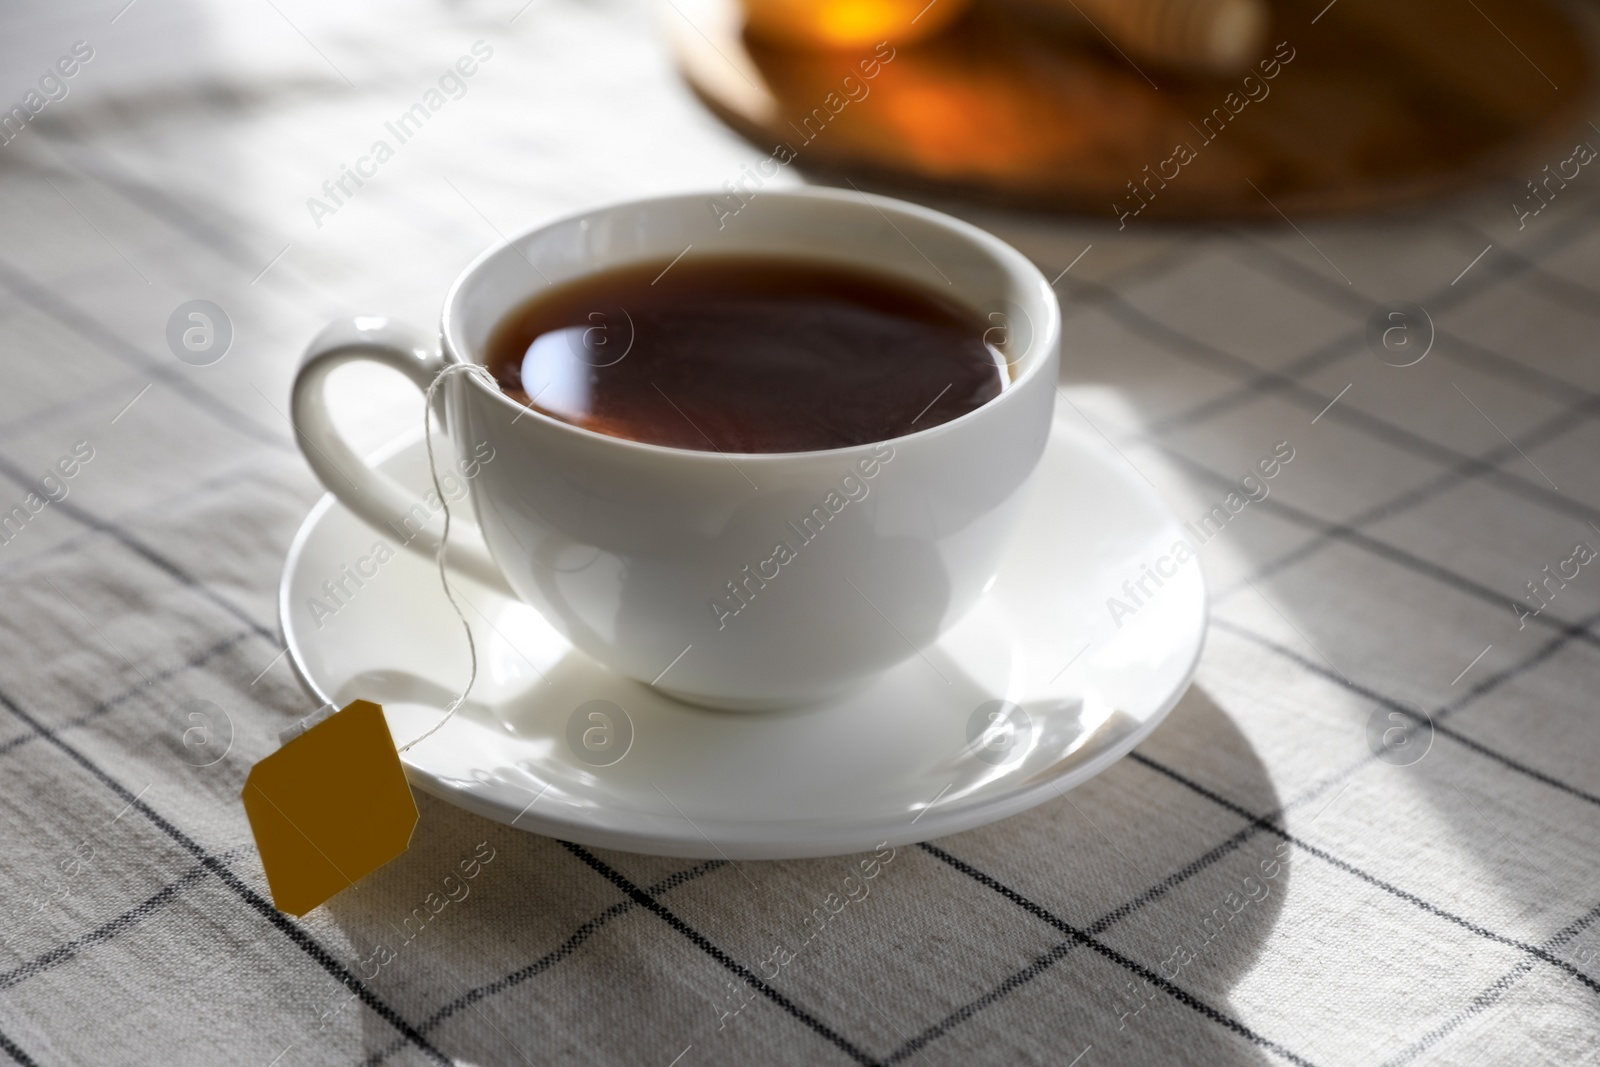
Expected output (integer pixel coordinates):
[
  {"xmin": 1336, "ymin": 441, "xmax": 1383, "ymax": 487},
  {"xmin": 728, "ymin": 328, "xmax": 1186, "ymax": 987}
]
[
  {"xmin": 244, "ymin": 363, "xmax": 487, "ymax": 915},
  {"xmin": 242, "ymin": 699, "xmax": 418, "ymax": 916}
]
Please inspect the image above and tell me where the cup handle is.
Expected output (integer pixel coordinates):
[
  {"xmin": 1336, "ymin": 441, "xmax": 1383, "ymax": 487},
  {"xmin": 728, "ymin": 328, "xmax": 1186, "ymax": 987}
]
[{"xmin": 290, "ymin": 317, "xmax": 515, "ymax": 598}]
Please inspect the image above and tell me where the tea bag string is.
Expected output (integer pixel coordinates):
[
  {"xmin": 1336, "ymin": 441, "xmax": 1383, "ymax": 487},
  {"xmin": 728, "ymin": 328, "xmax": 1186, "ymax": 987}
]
[{"xmin": 398, "ymin": 361, "xmax": 498, "ymax": 754}]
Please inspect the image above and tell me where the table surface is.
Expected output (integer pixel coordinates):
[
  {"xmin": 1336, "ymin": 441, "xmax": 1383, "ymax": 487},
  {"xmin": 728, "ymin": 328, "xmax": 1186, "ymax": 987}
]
[{"xmin": 0, "ymin": 1, "xmax": 1598, "ymax": 1065}]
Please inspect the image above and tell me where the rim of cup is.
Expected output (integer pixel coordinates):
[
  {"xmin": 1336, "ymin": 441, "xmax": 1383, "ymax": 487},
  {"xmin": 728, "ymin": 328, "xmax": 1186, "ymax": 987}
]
[{"xmin": 438, "ymin": 185, "xmax": 1060, "ymax": 461}]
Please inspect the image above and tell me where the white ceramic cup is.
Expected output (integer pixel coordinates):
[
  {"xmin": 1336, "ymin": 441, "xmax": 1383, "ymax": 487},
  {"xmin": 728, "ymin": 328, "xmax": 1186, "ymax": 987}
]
[{"xmin": 291, "ymin": 187, "xmax": 1059, "ymax": 709}]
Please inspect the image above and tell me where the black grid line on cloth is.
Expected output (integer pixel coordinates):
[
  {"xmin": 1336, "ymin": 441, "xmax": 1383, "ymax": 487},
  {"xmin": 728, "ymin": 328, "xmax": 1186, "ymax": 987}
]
[
  {"xmin": 1048, "ymin": 270, "xmax": 1600, "ymax": 675},
  {"xmin": 0, "ymin": 683, "xmax": 453, "ymax": 1067},
  {"xmin": 1382, "ymin": 896, "xmax": 1600, "ymax": 1067},
  {"xmin": 1100, "ymin": 243, "xmax": 1600, "ymax": 508},
  {"xmin": 1477, "ymin": 252, "xmax": 1600, "ymax": 326},
  {"xmin": 0, "ymin": 629, "xmax": 255, "ymax": 760},
  {"xmin": 0, "ymin": 255, "xmax": 285, "ymax": 450},
  {"xmin": 0, "ymin": 514, "xmax": 135, "ymax": 588},
  {"xmin": 561, "ymin": 841, "xmax": 880, "ymax": 1066},
  {"xmin": 1151, "ymin": 442, "xmax": 1600, "ymax": 648},
  {"xmin": 1128, "ymin": 753, "xmax": 1600, "ymax": 998},
  {"xmin": 914, "ymin": 843, "xmax": 1319, "ymax": 1067},
  {"xmin": 362, "ymin": 859, "xmax": 727, "ymax": 1067},
  {"xmin": 884, "ymin": 819, "xmax": 1265, "ymax": 1063},
  {"xmin": 1080, "ymin": 228, "xmax": 1391, "ymax": 437},
  {"xmin": 879, "ymin": 937, "xmax": 1081, "ymax": 1066},
  {"xmin": 1040, "ymin": 223, "xmax": 1366, "ymax": 422},
  {"xmin": 1062, "ymin": 267, "xmax": 1356, "ymax": 393},
  {"xmin": 1129, "ymin": 202, "xmax": 1600, "ymax": 441},
  {"xmin": 0, "ymin": 448, "xmax": 305, "ymax": 589},
  {"xmin": 0, "ymin": 857, "xmax": 218, "ymax": 994},
  {"xmin": 1088, "ymin": 404, "xmax": 1600, "ymax": 697},
  {"xmin": 1064, "ymin": 306, "xmax": 1600, "ymax": 659},
  {"xmin": 1110, "ymin": 605, "xmax": 1600, "ymax": 876},
  {"xmin": 1435, "ymin": 324, "xmax": 1600, "ymax": 404},
  {"xmin": 1229, "ymin": 227, "xmax": 1600, "ymax": 413},
  {"xmin": 1210, "ymin": 617, "xmax": 1600, "ymax": 809},
  {"xmin": 1227, "ymin": 223, "xmax": 1600, "ymax": 444},
  {"xmin": 1213, "ymin": 392, "xmax": 1600, "ymax": 601},
  {"xmin": 1073, "ymin": 280, "xmax": 1596, "ymax": 529},
  {"xmin": 0, "ymin": 447, "xmax": 278, "ymax": 644},
  {"xmin": 1148, "ymin": 454, "xmax": 1595, "ymax": 665},
  {"xmin": 1178, "ymin": 233, "xmax": 1600, "ymax": 594},
  {"xmin": 1135, "ymin": 326, "xmax": 1364, "ymax": 442},
  {"xmin": 1236, "ymin": 211, "xmax": 1600, "ymax": 330},
  {"xmin": 1222, "ymin": 606, "xmax": 1600, "ymax": 773},
  {"xmin": 1433, "ymin": 608, "xmax": 1600, "ymax": 723},
  {"xmin": 1132, "ymin": 603, "xmax": 1600, "ymax": 922},
  {"xmin": 1225, "ymin": 225, "xmax": 1600, "ymax": 425},
  {"xmin": 1229, "ymin": 235, "xmax": 1600, "ymax": 418},
  {"xmin": 0, "ymin": 1028, "xmax": 38, "ymax": 1067}
]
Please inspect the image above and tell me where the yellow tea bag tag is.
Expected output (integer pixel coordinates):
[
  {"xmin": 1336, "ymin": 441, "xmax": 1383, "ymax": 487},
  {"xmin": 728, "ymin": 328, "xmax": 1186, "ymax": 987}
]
[
  {"xmin": 242, "ymin": 700, "xmax": 418, "ymax": 916},
  {"xmin": 243, "ymin": 365, "xmax": 489, "ymax": 915}
]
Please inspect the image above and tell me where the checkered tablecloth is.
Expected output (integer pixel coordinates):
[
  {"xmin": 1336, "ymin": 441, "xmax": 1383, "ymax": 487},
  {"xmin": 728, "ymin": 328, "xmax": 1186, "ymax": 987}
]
[{"xmin": 1, "ymin": 0, "xmax": 1598, "ymax": 1063}]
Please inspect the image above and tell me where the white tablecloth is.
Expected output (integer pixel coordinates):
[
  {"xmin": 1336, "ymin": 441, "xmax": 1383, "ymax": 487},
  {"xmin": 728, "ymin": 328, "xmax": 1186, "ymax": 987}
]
[{"xmin": 0, "ymin": 0, "xmax": 1597, "ymax": 1063}]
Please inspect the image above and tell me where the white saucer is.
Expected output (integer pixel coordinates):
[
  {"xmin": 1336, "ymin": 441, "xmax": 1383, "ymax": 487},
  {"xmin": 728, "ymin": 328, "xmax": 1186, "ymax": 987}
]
[{"xmin": 278, "ymin": 416, "xmax": 1206, "ymax": 859}]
